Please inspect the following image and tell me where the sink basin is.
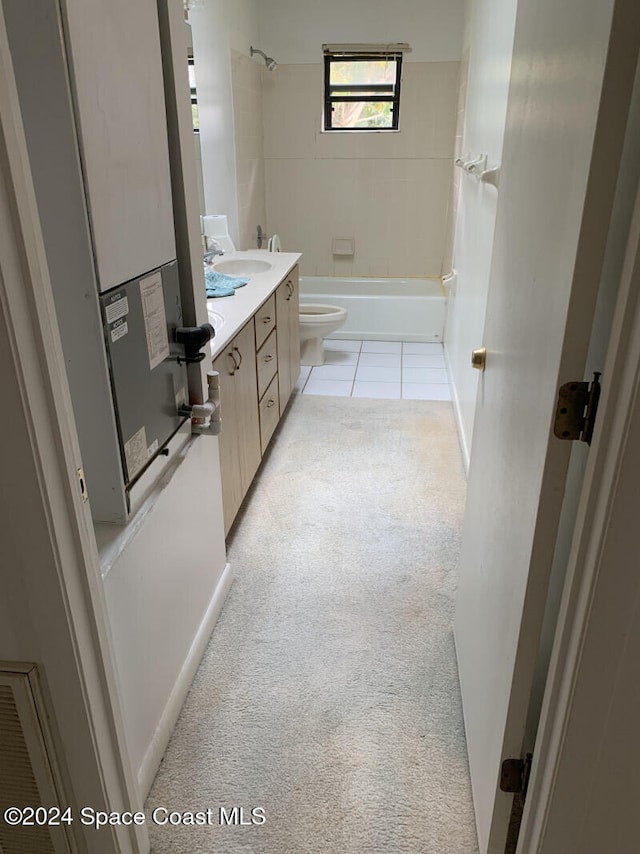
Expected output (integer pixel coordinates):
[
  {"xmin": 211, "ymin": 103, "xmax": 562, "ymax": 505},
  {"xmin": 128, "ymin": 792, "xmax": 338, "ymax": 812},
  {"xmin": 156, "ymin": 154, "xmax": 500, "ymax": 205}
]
[
  {"xmin": 214, "ymin": 258, "xmax": 272, "ymax": 276},
  {"xmin": 208, "ymin": 311, "xmax": 225, "ymax": 331}
]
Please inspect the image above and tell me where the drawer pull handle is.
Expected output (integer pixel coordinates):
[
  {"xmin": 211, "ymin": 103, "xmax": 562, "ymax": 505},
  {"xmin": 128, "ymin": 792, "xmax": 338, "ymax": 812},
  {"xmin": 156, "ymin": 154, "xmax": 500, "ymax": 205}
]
[
  {"xmin": 233, "ymin": 346, "xmax": 243, "ymax": 368},
  {"xmin": 262, "ymin": 315, "xmax": 272, "ymax": 323},
  {"xmin": 263, "ymin": 354, "xmax": 274, "ymax": 363},
  {"xmin": 228, "ymin": 351, "xmax": 238, "ymax": 375},
  {"xmin": 286, "ymin": 280, "xmax": 294, "ymax": 299},
  {"xmin": 266, "ymin": 398, "xmax": 276, "ymax": 408}
]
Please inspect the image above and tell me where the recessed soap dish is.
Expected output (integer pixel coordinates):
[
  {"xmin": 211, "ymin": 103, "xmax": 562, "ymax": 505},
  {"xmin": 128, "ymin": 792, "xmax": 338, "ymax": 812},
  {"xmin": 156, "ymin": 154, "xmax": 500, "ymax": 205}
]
[{"xmin": 332, "ymin": 237, "xmax": 355, "ymax": 256}]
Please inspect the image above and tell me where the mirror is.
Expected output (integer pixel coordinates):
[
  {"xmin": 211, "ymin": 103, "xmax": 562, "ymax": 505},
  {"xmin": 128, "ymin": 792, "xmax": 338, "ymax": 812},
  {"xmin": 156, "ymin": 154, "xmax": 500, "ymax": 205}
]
[{"xmin": 185, "ymin": 22, "xmax": 206, "ymax": 219}]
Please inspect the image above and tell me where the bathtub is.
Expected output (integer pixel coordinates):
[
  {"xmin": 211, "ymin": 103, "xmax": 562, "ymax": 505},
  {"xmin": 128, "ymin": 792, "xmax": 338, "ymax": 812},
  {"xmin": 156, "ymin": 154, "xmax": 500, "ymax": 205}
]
[{"xmin": 298, "ymin": 276, "xmax": 446, "ymax": 342}]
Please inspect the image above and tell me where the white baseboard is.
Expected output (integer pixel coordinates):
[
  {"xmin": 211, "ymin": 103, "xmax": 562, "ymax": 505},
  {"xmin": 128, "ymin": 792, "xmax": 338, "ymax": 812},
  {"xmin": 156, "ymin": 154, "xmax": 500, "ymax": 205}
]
[
  {"xmin": 137, "ymin": 561, "xmax": 234, "ymax": 798},
  {"xmin": 443, "ymin": 342, "xmax": 470, "ymax": 475}
]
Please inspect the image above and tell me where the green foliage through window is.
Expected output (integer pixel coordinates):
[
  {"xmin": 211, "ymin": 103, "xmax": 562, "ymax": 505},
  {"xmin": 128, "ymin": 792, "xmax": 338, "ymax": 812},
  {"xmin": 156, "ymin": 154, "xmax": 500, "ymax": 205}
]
[
  {"xmin": 188, "ymin": 57, "xmax": 199, "ymax": 133},
  {"xmin": 324, "ymin": 51, "xmax": 403, "ymax": 131}
]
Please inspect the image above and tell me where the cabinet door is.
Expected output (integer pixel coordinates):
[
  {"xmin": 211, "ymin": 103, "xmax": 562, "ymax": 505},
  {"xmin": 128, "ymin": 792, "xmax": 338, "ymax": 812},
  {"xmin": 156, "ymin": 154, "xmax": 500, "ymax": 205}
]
[
  {"xmin": 63, "ymin": 0, "xmax": 176, "ymax": 289},
  {"xmin": 257, "ymin": 329, "xmax": 278, "ymax": 399},
  {"xmin": 259, "ymin": 375, "xmax": 280, "ymax": 454},
  {"xmin": 254, "ymin": 294, "xmax": 276, "ymax": 350},
  {"xmin": 212, "ymin": 347, "xmax": 243, "ymax": 534},
  {"xmin": 276, "ymin": 281, "xmax": 292, "ymax": 413},
  {"xmin": 287, "ymin": 266, "xmax": 301, "ymax": 393},
  {"xmin": 276, "ymin": 266, "xmax": 301, "ymax": 413},
  {"xmin": 232, "ymin": 322, "xmax": 262, "ymax": 496}
]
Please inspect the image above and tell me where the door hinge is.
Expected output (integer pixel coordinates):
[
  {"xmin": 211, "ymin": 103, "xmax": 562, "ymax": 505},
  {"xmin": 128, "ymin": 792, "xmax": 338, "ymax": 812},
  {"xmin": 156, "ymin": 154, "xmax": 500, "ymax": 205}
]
[
  {"xmin": 500, "ymin": 753, "xmax": 533, "ymax": 797},
  {"xmin": 553, "ymin": 372, "xmax": 601, "ymax": 445}
]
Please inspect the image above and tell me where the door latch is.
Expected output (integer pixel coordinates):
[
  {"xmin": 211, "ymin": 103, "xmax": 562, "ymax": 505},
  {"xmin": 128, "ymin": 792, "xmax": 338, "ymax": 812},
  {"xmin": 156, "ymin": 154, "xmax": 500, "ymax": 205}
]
[{"xmin": 553, "ymin": 372, "xmax": 601, "ymax": 445}]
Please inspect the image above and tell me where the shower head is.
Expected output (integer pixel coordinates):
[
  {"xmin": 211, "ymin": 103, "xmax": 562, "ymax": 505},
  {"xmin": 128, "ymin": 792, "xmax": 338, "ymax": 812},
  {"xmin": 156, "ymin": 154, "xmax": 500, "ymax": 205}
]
[{"xmin": 250, "ymin": 46, "xmax": 278, "ymax": 71}]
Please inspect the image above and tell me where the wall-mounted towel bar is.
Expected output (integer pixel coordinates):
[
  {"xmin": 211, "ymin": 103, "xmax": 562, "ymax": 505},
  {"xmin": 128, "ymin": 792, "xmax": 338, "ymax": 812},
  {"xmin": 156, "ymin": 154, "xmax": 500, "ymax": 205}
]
[{"xmin": 455, "ymin": 153, "xmax": 500, "ymax": 187}]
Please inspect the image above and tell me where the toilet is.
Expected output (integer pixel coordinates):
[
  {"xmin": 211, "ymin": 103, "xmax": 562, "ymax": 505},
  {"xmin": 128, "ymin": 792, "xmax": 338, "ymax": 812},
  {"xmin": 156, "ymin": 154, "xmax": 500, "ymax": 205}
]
[{"xmin": 299, "ymin": 304, "xmax": 348, "ymax": 366}]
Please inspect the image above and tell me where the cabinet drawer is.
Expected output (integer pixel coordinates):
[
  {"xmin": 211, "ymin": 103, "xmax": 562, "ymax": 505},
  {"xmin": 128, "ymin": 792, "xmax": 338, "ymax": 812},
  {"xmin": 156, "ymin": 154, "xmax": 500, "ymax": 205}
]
[
  {"xmin": 254, "ymin": 294, "xmax": 276, "ymax": 350},
  {"xmin": 259, "ymin": 374, "xmax": 280, "ymax": 454},
  {"xmin": 257, "ymin": 328, "xmax": 278, "ymax": 399}
]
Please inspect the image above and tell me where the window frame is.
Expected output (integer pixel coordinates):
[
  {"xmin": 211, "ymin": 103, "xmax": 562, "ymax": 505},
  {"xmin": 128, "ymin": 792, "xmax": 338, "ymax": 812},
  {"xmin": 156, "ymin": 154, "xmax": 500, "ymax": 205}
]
[
  {"xmin": 323, "ymin": 50, "xmax": 404, "ymax": 132},
  {"xmin": 188, "ymin": 55, "xmax": 199, "ymax": 134}
]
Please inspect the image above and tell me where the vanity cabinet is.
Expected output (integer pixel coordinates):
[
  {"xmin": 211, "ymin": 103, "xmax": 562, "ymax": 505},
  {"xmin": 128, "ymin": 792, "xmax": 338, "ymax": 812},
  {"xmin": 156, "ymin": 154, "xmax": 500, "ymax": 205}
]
[
  {"xmin": 257, "ymin": 329, "xmax": 278, "ymax": 398},
  {"xmin": 256, "ymin": 323, "xmax": 279, "ymax": 453},
  {"xmin": 276, "ymin": 267, "xmax": 301, "ymax": 413},
  {"xmin": 212, "ymin": 321, "xmax": 261, "ymax": 532},
  {"xmin": 255, "ymin": 294, "xmax": 277, "ymax": 349},
  {"xmin": 259, "ymin": 375, "xmax": 280, "ymax": 454},
  {"xmin": 213, "ymin": 265, "xmax": 300, "ymax": 535}
]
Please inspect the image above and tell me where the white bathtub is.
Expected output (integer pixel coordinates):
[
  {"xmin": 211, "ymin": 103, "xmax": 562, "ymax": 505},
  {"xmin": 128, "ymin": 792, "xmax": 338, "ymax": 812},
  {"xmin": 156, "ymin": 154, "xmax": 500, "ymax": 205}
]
[{"xmin": 298, "ymin": 276, "xmax": 446, "ymax": 342}]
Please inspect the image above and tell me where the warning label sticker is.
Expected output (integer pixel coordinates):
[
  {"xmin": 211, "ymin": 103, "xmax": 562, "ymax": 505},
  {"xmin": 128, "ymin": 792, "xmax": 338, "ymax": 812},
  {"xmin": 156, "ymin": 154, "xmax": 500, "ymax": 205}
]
[
  {"xmin": 124, "ymin": 425, "xmax": 148, "ymax": 480},
  {"xmin": 140, "ymin": 272, "xmax": 169, "ymax": 370},
  {"xmin": 105, "ymin": 293, "xmax": 129, "ymax": 324},
  {"xmin": 110, "ymin": 318, "xmax": 128, "ymax": 342}
]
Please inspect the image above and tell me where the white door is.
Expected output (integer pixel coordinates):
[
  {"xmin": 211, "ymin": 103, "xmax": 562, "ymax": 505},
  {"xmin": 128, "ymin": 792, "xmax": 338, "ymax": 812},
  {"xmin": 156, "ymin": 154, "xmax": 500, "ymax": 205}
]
[{"xmin": 453, "ymin": 1, "xmax": 640, "ymax": 852}]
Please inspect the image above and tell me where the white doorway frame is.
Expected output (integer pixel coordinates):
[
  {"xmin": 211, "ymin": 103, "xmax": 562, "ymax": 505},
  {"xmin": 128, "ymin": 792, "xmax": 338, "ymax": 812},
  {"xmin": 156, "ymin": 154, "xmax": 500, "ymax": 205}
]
[
  {"xmin": 2, "ymin": 1, "xmax": 639, "ymax": 852},
  {"xmin": 518, "ymin": 176, "xmax": 640, "ymax": 851}
]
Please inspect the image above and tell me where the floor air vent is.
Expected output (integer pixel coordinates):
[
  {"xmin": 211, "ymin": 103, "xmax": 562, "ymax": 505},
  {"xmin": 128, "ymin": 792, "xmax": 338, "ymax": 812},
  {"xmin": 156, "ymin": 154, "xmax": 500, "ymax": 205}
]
[{"xmin": 0, "ymin": 667, "xmax": 72, "ymax": 853}]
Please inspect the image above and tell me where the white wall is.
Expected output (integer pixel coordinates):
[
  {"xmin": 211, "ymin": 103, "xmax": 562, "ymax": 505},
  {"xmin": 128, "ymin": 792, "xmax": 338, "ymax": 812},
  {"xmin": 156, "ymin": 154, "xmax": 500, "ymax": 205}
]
[
  {"xmin": 259, "ymin": 0, "xmax": 465, "ymax": 63},
  {"xmin": 444, "ymin": 0, "xmax": 518, "ymax": 468},
  {"xmin": 224, "ymin": 0, "xmax": 259, "ymax": 55},
  {"xmin": 101, "ymin": 437, "xmax": 228, "ymax": 796}
]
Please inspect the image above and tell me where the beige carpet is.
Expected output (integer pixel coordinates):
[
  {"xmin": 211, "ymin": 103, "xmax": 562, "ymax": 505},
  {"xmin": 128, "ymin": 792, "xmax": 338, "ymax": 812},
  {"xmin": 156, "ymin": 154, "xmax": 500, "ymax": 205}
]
[{"xmin": 147, "ymin": 394, "xmax": 478, "ymax": 853}]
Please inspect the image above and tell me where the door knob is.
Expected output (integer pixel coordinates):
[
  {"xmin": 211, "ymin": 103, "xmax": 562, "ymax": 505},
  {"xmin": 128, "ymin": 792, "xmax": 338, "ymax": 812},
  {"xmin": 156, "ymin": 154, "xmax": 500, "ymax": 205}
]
[{"xmin": 471, "ymin": 347, "xmax": 487, "ymax": 371}]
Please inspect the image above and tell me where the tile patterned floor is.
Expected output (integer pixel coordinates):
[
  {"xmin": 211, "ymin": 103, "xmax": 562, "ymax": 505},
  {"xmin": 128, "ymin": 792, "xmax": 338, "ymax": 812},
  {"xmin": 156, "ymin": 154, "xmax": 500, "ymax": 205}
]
[{"xmin": 295, "ymin": 340, "xmax": 452, "ymax": 401}]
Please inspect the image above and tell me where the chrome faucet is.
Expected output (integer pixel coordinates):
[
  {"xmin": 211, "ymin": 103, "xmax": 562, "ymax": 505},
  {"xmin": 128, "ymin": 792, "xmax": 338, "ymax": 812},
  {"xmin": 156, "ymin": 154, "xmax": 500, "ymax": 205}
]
[{"xmin": 203, "ymin": 235, "xmax": 224, "ymax": 264}]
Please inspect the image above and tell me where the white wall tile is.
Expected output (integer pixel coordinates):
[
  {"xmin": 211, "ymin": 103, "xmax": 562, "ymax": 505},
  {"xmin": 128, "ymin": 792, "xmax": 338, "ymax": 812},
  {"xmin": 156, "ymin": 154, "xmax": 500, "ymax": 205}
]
[{"xmin": 263, "ymin": 61, "xmax": 460, "ymax": 277}]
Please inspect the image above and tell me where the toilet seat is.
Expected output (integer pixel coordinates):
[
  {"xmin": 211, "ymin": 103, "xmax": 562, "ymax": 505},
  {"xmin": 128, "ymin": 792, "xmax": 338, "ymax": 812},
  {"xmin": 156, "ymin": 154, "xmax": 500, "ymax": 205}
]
[{"xmin": 299, "ymin": 303, "xmax": 347, "ymax": 322}]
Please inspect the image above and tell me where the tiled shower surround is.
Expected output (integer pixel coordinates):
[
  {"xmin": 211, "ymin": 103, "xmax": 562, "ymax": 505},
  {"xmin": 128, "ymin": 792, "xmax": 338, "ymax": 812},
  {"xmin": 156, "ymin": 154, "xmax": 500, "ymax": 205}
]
[{"xmin": 231, "ymin": 54, "xmax": 459, "ymax": 278}]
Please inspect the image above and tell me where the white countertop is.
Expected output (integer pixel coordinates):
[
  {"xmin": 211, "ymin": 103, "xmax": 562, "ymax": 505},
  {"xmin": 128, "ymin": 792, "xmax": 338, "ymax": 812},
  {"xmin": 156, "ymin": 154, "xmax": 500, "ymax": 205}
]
[{"xmin": 205, "ymin": 250, "xmax": 301, "ymax": 359}]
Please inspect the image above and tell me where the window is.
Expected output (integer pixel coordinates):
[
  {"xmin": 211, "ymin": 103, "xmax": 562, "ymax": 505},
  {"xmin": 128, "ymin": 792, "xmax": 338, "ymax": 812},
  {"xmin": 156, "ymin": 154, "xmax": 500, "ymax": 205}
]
[
  {"xmin": 323, "ymin": 43, "xmax": 410, "ymax": 132},
  {"xmin": 188, "ymin": 56, "xmax": 199, "ymax": 132}
]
